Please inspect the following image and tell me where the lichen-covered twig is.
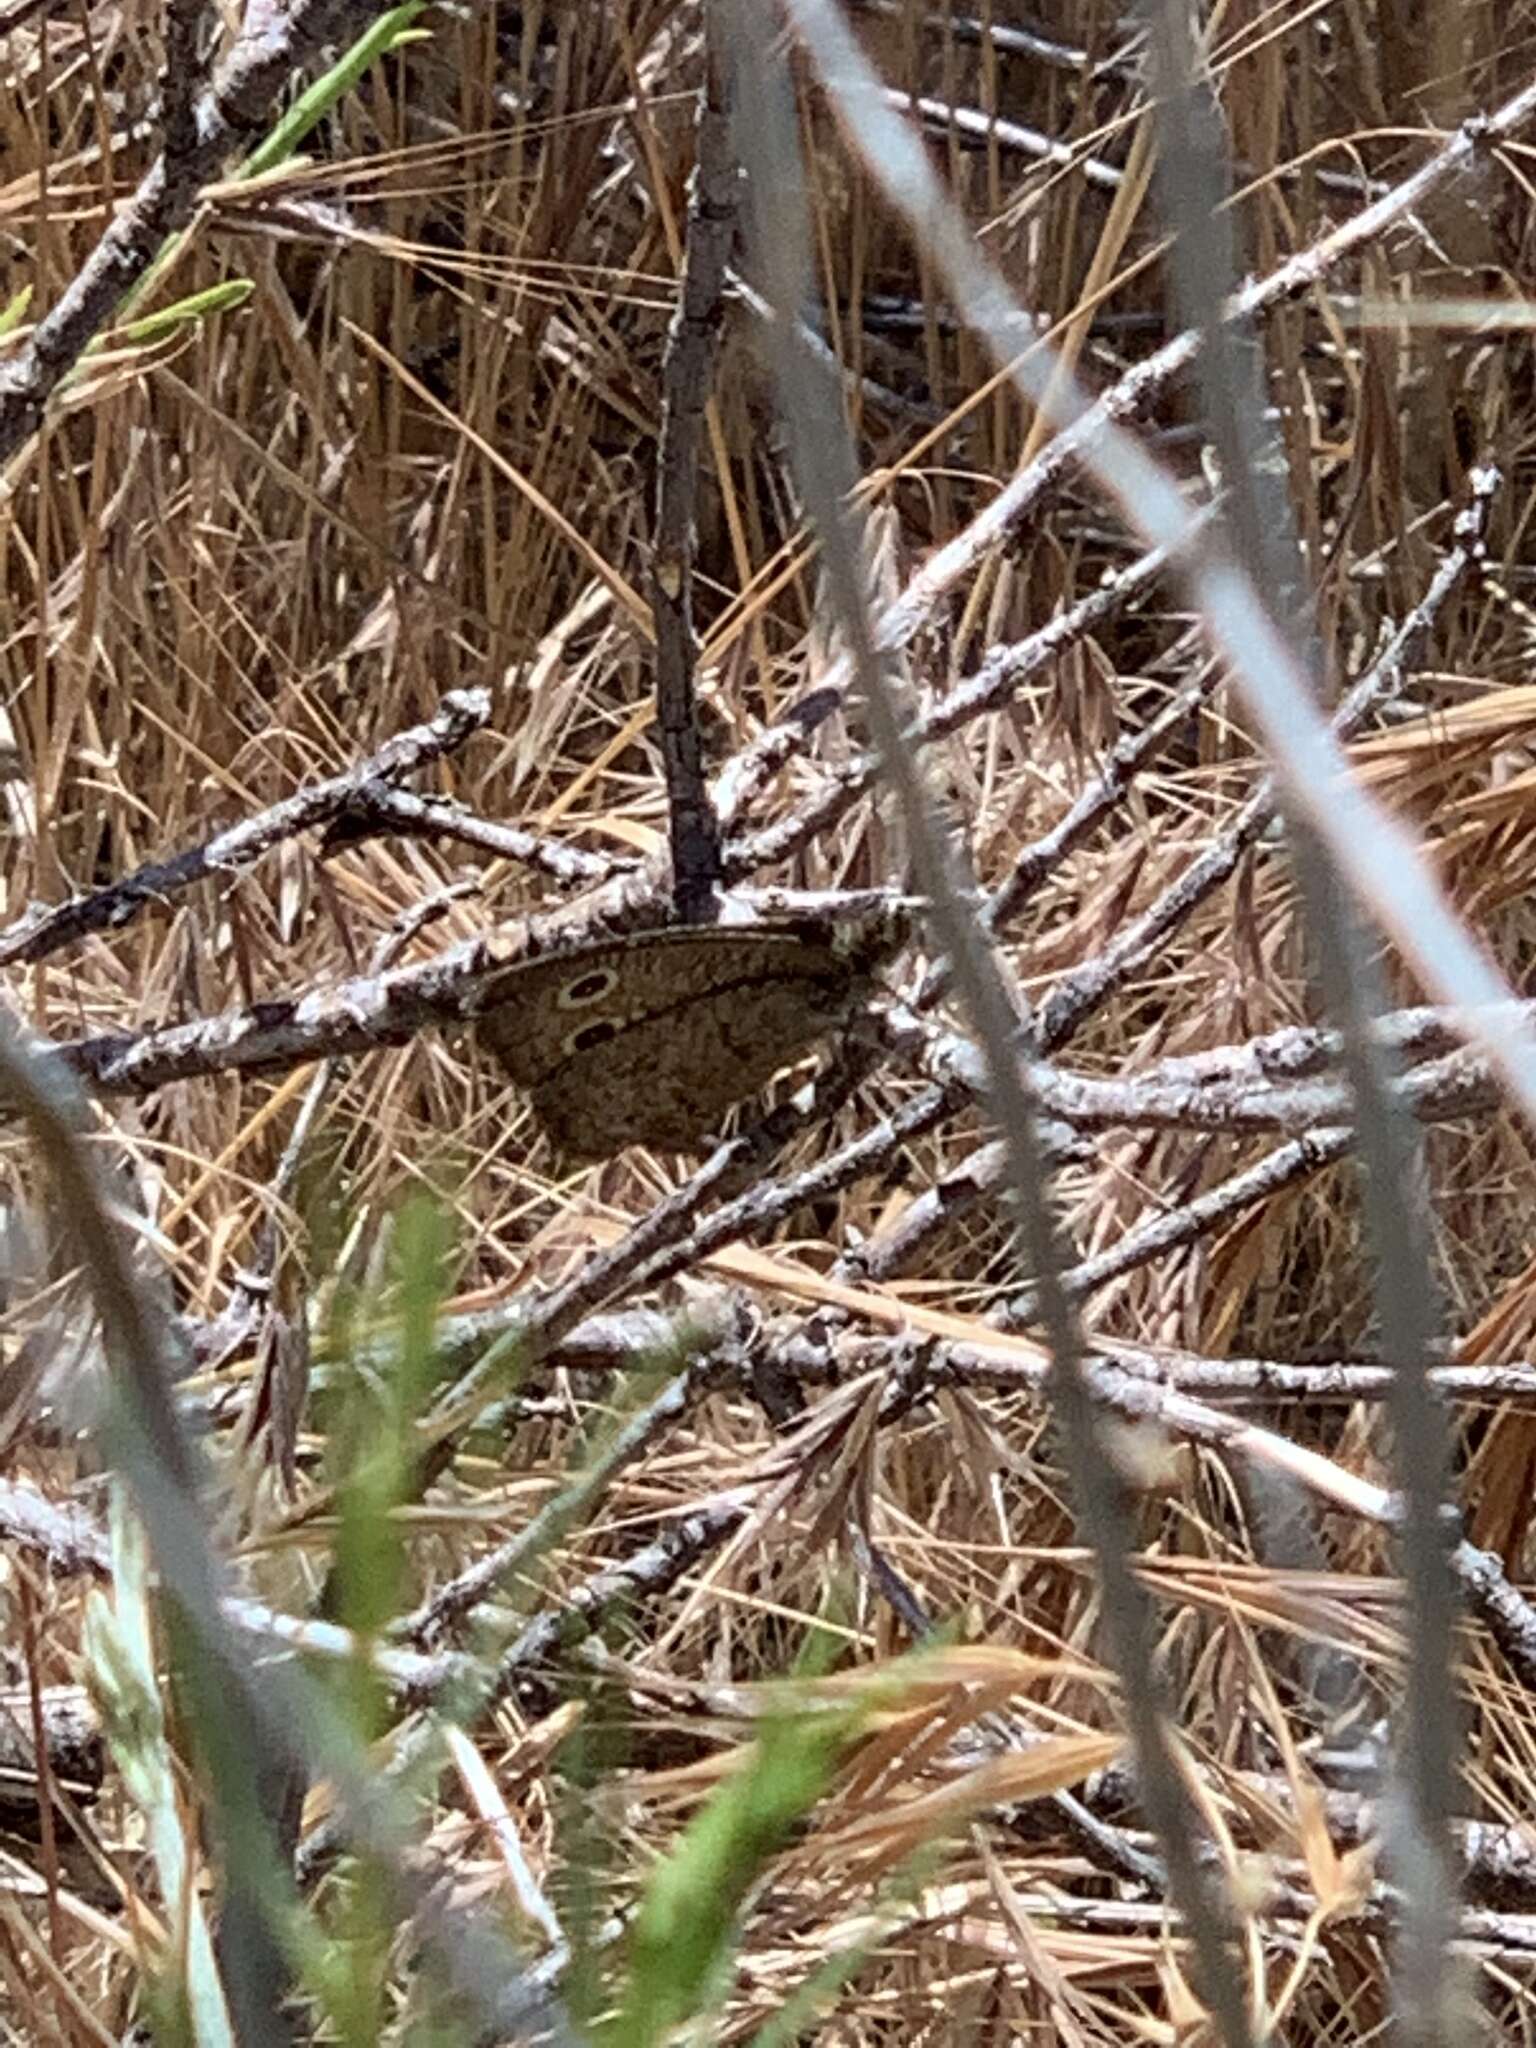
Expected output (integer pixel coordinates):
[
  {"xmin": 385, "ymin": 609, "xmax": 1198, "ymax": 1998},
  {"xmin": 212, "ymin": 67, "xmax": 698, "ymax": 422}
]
[
  {"xmin": 318, "ymin": 781, "xmax": 624, "ymax": 888},
  {"xmin": 39, "ymin": 881, "xmax": 895, "ymax": 1101},
  {"xmin": 1037, "ymin": 469, "xmax": 1496, "ymax": 1050},
  {"xmin": 0, "ymin": 689, "xmax": 490, "ymax": 969},
  {"xmin": 723, "ymin": 534, "xmax": 1182, "ymax": 880}
]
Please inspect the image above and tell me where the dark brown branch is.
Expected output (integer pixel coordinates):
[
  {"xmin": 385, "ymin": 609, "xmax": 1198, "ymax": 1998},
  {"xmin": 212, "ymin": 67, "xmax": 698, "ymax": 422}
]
[
  {"xmin": 651, "ymin": 36, "xmax": 736, "ymax": 920},
  {"xmin": 159, "ymin": 0, "xmax": 210, "ymax": 165}
]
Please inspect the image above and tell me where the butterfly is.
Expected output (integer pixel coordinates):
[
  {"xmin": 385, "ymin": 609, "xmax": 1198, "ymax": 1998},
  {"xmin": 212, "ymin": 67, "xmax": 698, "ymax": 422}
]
[{"xmin": 476, "ymin": 911, "xmax": 905, "ymax": 1157}]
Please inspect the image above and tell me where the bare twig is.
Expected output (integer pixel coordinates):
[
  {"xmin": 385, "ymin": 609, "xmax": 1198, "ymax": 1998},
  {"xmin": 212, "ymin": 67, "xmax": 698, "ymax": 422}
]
[
  {"xmin": 318, "ymin": 782, "xmax": 624, "ymax": 888},
  {"xmin": 1036, "ymin": 472, "xmax": 1494, "ymax": 1051},
  {"xmin": 997, "ymin": 1130, "xmax": 1351, "ymax": 1329},
  {"xmin": 41, "ymin": 882, "xmax": 896, "ymax": 1101},
  {"xmin": 977, "ymin": 652, "xmax": 1222, "ymax": 945},
  {"xmin": 885, "ymin": 994, "xmax": 1502, "ymax": 1136},
  {"xmin": 0, "ymin": 1475, "xmax": 111, "ymax": 1578},
  {"xmin": 398, "ymin": 1354, "xmax": 728, "ymax": 1649},
  {"xmin": 0, "ymin": 689, "xmax": 491, "ymax": 969},
  {"xmin": 724, "ymin": 532, "xmax": 1184, "ymax": 881}
]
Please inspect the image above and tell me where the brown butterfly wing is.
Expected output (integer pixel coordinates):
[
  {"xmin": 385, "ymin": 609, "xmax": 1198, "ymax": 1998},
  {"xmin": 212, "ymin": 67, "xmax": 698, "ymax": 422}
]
[
  {"xmin": 530, "ymin": 970, "xmax": 856, "ymax": 1154},
  {"xmin": 476, "ymin": 943, "xmax": 639, "ymax": 1090},
  {"xmin": 477, "ymin": 930, "xmax": 858, "ymax": 1156}
]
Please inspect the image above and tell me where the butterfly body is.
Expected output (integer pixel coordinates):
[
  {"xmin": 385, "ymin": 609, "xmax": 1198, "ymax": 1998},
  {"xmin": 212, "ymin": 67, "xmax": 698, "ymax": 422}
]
[{"xmin": 476, "ymin": 915, "xmax": 900, "ymax": 1157}]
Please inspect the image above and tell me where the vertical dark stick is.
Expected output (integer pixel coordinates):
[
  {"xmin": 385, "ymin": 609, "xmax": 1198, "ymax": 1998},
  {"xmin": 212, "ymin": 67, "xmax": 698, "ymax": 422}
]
[
  {"xmin": 652, "ymin": 32, "xmax": 735, "ymax": 923},
  {"xmin": 160, "ymin": 0, "xmax": 212, "ymax": 163}
]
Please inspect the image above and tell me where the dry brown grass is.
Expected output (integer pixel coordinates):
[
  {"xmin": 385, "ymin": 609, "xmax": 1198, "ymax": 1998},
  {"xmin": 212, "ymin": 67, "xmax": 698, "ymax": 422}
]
[{"xmin": 5, "ymin": 0, "xmax": 1536, "ymax": 2040}]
